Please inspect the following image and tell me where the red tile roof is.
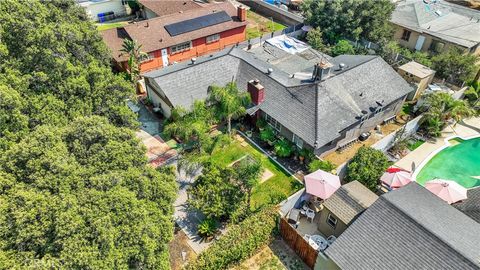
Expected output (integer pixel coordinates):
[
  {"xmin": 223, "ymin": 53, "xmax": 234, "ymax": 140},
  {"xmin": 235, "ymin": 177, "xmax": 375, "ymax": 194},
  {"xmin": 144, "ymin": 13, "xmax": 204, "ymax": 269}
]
[{"xmin": 101, "ymin": 1, "xmax": 246, "ymax": 63}]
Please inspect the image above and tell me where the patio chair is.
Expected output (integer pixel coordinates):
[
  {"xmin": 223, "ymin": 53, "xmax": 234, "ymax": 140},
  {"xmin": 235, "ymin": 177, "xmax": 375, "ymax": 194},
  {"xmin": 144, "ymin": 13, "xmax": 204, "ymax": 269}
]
[{"xmin": 306, "ymin": 209, "xmax": 315, "ymax": 222}]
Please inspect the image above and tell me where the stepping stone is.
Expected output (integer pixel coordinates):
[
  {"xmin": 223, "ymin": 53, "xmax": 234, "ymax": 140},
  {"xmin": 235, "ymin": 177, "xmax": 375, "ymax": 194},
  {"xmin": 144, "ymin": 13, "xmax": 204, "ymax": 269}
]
[{"xmin": 260, "ymin": 169, "xmax": 274, "ymax": 183}]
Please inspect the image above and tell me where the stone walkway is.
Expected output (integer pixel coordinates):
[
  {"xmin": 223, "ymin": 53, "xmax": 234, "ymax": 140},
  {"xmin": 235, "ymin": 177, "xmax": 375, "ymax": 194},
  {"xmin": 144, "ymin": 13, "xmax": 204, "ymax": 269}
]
[{"xmin": 395, "ymin": 117, "xmax": 480, "ymax": 173}]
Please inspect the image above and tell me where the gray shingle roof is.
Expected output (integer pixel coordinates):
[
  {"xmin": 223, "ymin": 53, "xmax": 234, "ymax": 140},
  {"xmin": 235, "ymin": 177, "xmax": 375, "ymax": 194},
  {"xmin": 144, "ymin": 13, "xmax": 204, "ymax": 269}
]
[
  {"xmin": 391, "ymin": 0, "xmax": 480, "ymax": 48},
  {"xmin": 322, "ymin": 181, "xmax": 378, "ymax": 225},
  {"xmin": 325, "ymin": 182, "xmax": 480, "ymax": 270},
  {"xmin": 143, "ymin": 47, "xmax": 412, "ymax": 148},
  {"xmin": 454, "ymin": 187, "xmax": 480, "ymax": 224}
]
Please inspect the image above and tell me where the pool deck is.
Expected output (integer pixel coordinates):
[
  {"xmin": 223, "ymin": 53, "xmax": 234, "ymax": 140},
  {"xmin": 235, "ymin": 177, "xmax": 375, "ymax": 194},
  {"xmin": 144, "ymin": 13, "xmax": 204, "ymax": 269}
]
[{"xmin": 395, "ymin": 117, "xmax": 480, "ymax": 174}]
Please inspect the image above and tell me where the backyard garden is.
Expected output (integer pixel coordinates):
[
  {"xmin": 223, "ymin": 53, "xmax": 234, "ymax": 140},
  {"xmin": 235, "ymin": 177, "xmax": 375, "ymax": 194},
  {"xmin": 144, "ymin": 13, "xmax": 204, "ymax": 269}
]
[
  {"xmin": 246, "ymin": 10, "xmax": 286, "ymax": 40},
  {"xmin": 161, "ymin": 82, "xmax": 303, "ymax": 258}
]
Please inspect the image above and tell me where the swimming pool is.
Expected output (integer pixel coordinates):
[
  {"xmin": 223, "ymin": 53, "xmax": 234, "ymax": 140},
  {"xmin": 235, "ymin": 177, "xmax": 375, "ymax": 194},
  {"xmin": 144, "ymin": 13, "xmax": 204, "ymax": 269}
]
[{"xmin": 415, "ymin": 137, "xmax": 480, "ymax": 188}]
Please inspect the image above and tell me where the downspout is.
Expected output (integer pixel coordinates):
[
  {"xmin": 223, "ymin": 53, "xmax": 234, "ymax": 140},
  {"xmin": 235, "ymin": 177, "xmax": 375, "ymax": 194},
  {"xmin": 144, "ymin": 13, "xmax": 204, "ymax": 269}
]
[{"xmin": 314, "ymin": 84, "xmax": 319, "ymax": 151}]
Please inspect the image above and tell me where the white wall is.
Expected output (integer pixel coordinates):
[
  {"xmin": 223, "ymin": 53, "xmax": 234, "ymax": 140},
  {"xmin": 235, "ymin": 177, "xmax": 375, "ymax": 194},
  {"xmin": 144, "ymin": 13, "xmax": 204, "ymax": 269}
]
[
  {"xmin": 371, "ymin": 115, "xmax": 423, "ymax": 152},
  {"xmin": 80, "ymin": 0, "xmax": 126, "ymax": 21},
  {"xmin": 146, "ymin": 84, "xmax": 172, "ymax": 118}
]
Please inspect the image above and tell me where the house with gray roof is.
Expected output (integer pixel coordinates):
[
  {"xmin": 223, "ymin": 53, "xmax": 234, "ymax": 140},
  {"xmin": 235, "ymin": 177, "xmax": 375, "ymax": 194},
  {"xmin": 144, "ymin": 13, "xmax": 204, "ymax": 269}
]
[
  {"xmin": 317, "ymin": 181, "xmax": 378, "ymax": 238},
  {"xmin": 454, "ymin": 186, "xmax": 480, "ymax": 223},
  {"xmin": 324, "ymin": 182, "xmax": 480, "ymax": 270},
  {"xmin": 143, "ymin": 42, "xmax": 413, "ymax": 156},
  {"xmin": 391, "ymin": 0, "xmax": 480, "ymax": 55}
]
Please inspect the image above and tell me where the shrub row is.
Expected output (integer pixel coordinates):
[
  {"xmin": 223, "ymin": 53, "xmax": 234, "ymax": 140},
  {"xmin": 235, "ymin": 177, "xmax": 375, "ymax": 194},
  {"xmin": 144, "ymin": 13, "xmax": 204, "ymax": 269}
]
[{"xmin": 185, "ymin": 207, "xmax": 279, "ymax": 270}]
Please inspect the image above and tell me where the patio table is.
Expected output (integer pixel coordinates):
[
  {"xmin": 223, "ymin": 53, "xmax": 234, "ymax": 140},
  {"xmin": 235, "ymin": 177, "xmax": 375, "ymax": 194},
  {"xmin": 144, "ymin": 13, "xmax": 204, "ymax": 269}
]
[{"xmin": 309, "ymin": 235, "xmax": 328, "ymax": 251}]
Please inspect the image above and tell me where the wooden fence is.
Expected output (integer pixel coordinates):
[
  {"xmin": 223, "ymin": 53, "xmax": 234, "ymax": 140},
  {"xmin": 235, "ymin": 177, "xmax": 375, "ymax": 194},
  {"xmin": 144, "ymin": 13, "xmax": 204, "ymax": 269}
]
[{"xmin": 279, "ymin": 218, "xmax": 318, "ymax": 269}]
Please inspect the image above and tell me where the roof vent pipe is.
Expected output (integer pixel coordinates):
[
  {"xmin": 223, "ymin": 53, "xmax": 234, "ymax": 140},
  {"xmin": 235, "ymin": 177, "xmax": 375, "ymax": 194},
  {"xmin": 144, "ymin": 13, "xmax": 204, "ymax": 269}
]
[
  {"xmin": 267, "ymin": 68, "xmax": 273, "ymax": 75},
  {"xmin": 191, "ymin": 57, "xmax": 196, "ymax": 64},
  {"xmin": 339, "ymin": 63, "xmax": 345, "ymax": 70}
]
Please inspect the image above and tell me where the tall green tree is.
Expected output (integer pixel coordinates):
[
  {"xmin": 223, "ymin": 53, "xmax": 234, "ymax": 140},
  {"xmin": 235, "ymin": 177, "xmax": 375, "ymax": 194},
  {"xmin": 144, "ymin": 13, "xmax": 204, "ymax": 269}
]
[
  {"xmin": 306, "ymin": 27, "xmax": 328, "ymax": 53},
  {"xmin": 209, "ymin": 82, "xmax": 251, "ymax": 136},
  {"xmin": 0, "ymin": 118, "xmax": 177, "ymax": 269},
  {"xmin": 431, "ymin": 47, "xmax": 478, "ymax": 85},
  {"xmin": 234, "ymin": 157, "xmax": 262, "ymax": 213},
  {"xmin": 120, "ymin": 39, "xmax": 146, "ymax": 83},
  {"xmin": 0, "ymin": 1, "xmax": 177, "ymax": 268},
  {"xmin": 301, "ymin": 0, "xmax": 395, "ymax": 44},
  {"xmin": 345, "ymin": 146, "xmax": 389, "ymax": 191},
  {"xmin": 420, "ymin": 92, "xmax": 475, "ymax": 136}
]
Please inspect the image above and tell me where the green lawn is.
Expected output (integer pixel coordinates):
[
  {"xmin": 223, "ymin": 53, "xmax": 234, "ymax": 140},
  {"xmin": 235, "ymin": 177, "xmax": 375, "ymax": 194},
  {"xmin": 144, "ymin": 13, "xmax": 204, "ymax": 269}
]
[
  {"xmin": 407, "ymin": 139, "xmax": 425, "ymax": 151},
  {"xmin": 246, "ymin": 10, "xmax": 286, "ymax": 40},
  {"xmin": 97, "ymin": 21, "xmax": 128, "ymax": 31},
  {"xmin": 210, "ymin": 138, "xmax": 302, "ymax": 210}
]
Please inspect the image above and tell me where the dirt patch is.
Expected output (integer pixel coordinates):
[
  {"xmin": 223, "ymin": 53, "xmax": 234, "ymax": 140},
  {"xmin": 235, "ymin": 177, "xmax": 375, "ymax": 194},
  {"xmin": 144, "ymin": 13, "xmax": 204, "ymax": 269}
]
[
  {"xmin": 323, "ymin": 121, "xmax": 403, "ymax": 167},
  {"xmin": 169, "ymin": 229, "xmax": 196, "ymax": 270},
  {"xmin": 231, "ymin": 238, "xmax": 308, "ymax": 270}
]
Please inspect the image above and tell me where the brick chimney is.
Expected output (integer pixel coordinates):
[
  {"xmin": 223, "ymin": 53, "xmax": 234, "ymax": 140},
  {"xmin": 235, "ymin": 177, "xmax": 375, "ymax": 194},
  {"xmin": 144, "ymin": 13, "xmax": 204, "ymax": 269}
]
[
  {"xmin": 312, "ymin": 59, "xmax": 333, "ymax": 81},
  {"xmin": 237, "ymin": 6, "xmax": 246, "ymax": 22},
  {"xmin": 248, "ymin": 79, "xmax": 264, "ymax": 105}
]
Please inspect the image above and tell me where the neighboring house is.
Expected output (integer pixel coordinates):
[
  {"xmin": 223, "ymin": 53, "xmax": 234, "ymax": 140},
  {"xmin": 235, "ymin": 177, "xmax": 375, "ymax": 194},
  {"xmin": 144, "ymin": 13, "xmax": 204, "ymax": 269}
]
[
  {"xmin": 318, "ymin": 181, "xmax": 378, "ymax": 238},
  {"xmin": 324, "ymin": 182, "xmax": 480, "ymax": 270},
  {"xmin": 101, "ymin": 2, "xmax": 247, "ymax": 73},
  {"xmin": 397, "ymin": 61, "xmax": 435, "ymax": 100},
  {"xmin": 78, "ymin": 0, "xmax": 127, "ymax": 21},
  {"xmin": 143, "ymin": 40, "xmax": 413, "ymax": 156},
  {"xmin": 138, "ymin": 0, "xmax": 204, "ymax": 19},
  {"xmin": 391, "ymin": 0, "xmax": 480, "ymax": 55},
  {"xmin": 454, "ymin": 187, "xmax": 480, "ymax": 223}
]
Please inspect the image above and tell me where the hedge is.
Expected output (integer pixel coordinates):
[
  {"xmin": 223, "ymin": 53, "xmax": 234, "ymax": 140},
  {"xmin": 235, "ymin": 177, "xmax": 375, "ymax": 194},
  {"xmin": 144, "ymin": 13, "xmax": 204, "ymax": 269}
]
[{"xmin": 185, "ymin": 207, "xmax": 279, "ymax": 270}]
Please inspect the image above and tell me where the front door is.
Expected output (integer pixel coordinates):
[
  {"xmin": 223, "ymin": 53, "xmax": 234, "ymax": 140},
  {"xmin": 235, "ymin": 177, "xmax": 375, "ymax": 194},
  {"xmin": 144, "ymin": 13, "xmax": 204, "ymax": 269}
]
[{"xmin": 415, "ymin": 35, "xmax": 426, "ymax": 51}]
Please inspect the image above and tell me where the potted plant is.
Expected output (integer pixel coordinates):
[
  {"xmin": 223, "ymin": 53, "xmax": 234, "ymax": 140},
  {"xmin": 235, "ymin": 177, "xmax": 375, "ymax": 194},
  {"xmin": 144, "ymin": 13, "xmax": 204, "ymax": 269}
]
[
  {"xmin": 198, "ymin": 218, "xmax": 218, "ymax": 242},
  {"xmin": 256, "ymin": 118, "xmax": 267, "ymax": 131},
  {"xmin": 274, "ymin": 138, "xmax": 294, "ymax": 157},
  {"xmin": 298, "ymin": 148, "xmax": 312, "ymax": 164},
  {"xmin": 246, "ymin": 130, "xmax": 253, "ymax": 137},
  {"xmin": 260, "ymin": 126, "xmax": 275, "ymax": 145}
]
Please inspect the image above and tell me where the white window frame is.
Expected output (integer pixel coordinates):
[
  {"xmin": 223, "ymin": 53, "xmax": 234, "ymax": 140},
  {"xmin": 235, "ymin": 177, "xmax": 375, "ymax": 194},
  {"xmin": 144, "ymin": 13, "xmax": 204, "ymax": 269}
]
[
  {"xmin": 264, "ymin": 113, "xmax": 281, "ymax": 132},
  {"xmin": 139, "ymin": 52, "xmax": 155, "ymax": 63},
  {"xmin": 292, "ymin": 133, "xmax": 303, "ymax": 148},
  {"xmin": 170, "ymin": 41, "xmax": 192, "ymax": 54},
  {"xmin": 327, "ymin": 213, "xmax": 337, "ymax": 229},
  {"xmin": 206, "ymin": 34, "xmax": 220, "ymax": 44}
]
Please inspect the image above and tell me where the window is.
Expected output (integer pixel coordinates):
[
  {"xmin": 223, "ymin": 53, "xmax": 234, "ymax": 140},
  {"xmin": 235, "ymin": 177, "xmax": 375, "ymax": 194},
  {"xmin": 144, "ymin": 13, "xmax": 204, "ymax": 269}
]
[
  {"xmin": 139, "ymin": 52, "xmax": 155, "ymax": 63},
  {"xmin": 401, "ymin": 29, "xmax": 411, "ymax": 41},
  {"xmin": 170, "ymin": 41, "xmax": 192, "ymax": 54},
  {"xmin": 206, "ymin": 34, "xmax": 220, "ymax": 43},
  {"xmin": 292, "ymin": 134, "xmax": 304, "ymax": 148},
  {"xmin": 264, "ymin": 113, "xmax": 281, "ymax": 132},
  {"xmin": 327, "ymin": 213, "xmax": 337, "ymax": 229},
  {"xmin": 429, "ymin": 40, "xmax": 445, "ymax": 53}
]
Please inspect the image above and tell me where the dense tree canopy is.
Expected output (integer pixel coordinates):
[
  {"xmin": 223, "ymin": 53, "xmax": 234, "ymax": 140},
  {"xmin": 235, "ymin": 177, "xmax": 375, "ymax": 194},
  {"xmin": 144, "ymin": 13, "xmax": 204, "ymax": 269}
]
[
  {"xmin": 301, "ymin": 0, "xmax": 395, "ymax": 44},
  {"xmin": 345, "ymin": 146, "xmax": 389, "ymax": 191},
  {"xmin": 0, "ymin": 0, "xmax": 177, "ymax": 268}
]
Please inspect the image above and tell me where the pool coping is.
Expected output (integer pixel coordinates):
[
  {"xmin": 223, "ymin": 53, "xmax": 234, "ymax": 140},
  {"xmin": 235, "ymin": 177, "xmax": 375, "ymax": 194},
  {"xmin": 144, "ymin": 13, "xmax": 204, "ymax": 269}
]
[{"xmin": 412, "ymin": 134, "xmax": 480, "ymax": 187}]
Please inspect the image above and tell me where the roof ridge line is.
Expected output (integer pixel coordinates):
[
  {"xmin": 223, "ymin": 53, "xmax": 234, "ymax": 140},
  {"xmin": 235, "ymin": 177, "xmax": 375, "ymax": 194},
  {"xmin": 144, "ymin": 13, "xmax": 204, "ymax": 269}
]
[{"xmin": 380, "ymin": 196, "xmax": 480, "ymax": 267}]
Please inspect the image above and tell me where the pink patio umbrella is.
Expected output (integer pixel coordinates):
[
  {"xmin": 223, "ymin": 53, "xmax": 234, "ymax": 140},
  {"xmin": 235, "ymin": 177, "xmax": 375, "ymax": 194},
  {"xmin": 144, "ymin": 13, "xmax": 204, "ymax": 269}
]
[
  {"xmin": 380, "ymin": 168, "xmax": 412, "ymax": 188},
  {"xmin": 304, "ymin": 169, "xmax": 341, "ymax": 199},
  {"xmin": 425, "ymin": 179, "xmax": 467, "ymax": 204}
]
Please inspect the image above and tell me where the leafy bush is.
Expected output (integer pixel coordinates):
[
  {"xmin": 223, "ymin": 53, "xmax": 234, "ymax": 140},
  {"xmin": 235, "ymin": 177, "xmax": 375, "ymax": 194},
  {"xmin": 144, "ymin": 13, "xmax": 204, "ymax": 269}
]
[
  {"xmin": 185, "ymin": 207, "xmax": 278, "ymax": 270},
  {"xmin": 198, "ymin": 218, "xmax": 218, "ymax": 238},
  {"xmin": 345, "ymin": 146, "xmax": 389, "ymax": 191},
  {"xmin": 274, "ymin": 138, "xmax": 294, "ymax": 157},
  {"xmin": 260, "ymin": 126, "xmax": 275, "ymax": 142},
  {"xmin": 308, "ymin": 159, "xmax": 335, "ymax": 173},
  {"xmin": 256, "ymin": 118, "xmax": 267, "ymax": 129},
  {"xmin": 331, "ymin": 40, "xmax": 355, "ymax": 56}
]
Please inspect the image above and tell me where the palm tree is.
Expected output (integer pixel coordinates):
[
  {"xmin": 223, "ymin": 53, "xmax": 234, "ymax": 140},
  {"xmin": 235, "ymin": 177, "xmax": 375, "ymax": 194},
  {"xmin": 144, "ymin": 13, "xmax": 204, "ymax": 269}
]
[
  {"xmin": 421, "ymin": 92, "xmax": 475, "ymax": 136},
  {"xmin": 208, "ymin": 82, "xmax": 251, "ymax": 136},
  {"xmin": 120, "ymin": 39, "xmax": 146, "ymax": 83}
]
